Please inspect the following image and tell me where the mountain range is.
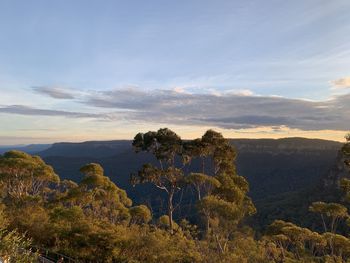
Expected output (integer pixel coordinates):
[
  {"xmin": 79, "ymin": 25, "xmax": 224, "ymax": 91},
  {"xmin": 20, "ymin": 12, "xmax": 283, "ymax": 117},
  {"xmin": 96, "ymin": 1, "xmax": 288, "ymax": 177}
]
[
  {"xmin": 34, "ymin": 138, "xmax": 341, "ymax": 199},
  {"xmin": 1, "ymin": 137, "xmax": 343, "ymax": 228}
]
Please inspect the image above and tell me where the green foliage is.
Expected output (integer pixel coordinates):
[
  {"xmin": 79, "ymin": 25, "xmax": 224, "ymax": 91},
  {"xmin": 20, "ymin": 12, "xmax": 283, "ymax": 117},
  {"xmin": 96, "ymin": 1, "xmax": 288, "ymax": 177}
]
[
  {"xmin": 133, "ymin": 128, "xmax": 182, "ymax": 162},
  {"xmin": 0, "ymin": 229, "xmax": 37, "ymax": 263},
  {"xmin": 130, "ymin": 205, "xmax": 152, "ymax": 225},
  {"xmin": 8, "ymin": 203, "xmax": 51, "ymax": 245},
  {"xmin": 322, "ymin": 232, "xmax": 350, "ymax": 259},
  {"xmin": 114, "ymin": 225, "xmax": 202, "ymax": 263},
  {"xmin": 132, "ymin": 128, "xmax": 256, "ymax": 242},
  {"xmin": 262, "ymin": 135, "xmax": 350, "ymax": 262},
  {"xmin": 185, "ymin": 172, "xmax": 220, "ymax": 200},
  {"xmin": 0, "ymin": 131, "xmax": 348, "ymax": 262},
  {"xmin": 0, "ymin": 206, "xmax": 37, "ymax": 262},
  {"xmin": 343, "ymin": 133, "xmax": 350, "ymax": 168},
  {"xmin": 158, "ymin": 215, "xmax": 179, "ymax": 230},
  {"xmin": 309, "ymin": 201, "xmax": 348, "ymax": 233},
  {"xmin": 132, "ymin": 128, "xmax": 185, "ymax": 233},
  {"xmin": 340, "ymin": 178, "xmax": 350, "ymax": 203},
  {"xmin": 73, "ymin": 163, "xmax": 132, "ymax": 223},
  {"xmin": 0, "ymin": 150, "xmax": 59, "ymax": 201},
  {"xmin": 186, "ymin": 130, "xmax": 257, "ymax": 254}
]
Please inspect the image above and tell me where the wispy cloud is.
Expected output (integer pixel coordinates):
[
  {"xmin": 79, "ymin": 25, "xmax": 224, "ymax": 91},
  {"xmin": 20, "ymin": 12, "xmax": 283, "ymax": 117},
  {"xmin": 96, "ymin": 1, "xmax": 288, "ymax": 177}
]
[
  {"xmin": 3, "ymin": 87, "xmax": 350, "ymax": 132},
  {"xmin": 32, "ymin": 86, "xmax": 76, "ymax": 99},
  {"xmin": 0, "ymin": 105, "xmax": 99, "ymax": 118},
  {"xmin": 331, "ymin": 77, "xmax": 350, "ymax": 89}
]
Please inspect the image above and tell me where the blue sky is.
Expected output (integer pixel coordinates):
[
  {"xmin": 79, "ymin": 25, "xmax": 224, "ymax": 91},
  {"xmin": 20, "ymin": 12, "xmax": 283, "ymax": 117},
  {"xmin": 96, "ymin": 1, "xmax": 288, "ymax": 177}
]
[{"xmin": 0, "ymin": 0, "xmax": 350, "ymax": 144}]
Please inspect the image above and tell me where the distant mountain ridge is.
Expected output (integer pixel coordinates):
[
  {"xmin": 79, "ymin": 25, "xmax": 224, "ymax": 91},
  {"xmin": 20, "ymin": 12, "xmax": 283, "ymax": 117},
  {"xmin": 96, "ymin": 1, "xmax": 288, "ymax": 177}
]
[
  {"xmin": 39, "ymin": 140, "xmax": 130, "ymax": 158},
  {"xmin": 30, "ymin": 137, "xmax": 341, "ymax": 200},
  {"xmin": 0, "ymin": 137, "xmax": 343, "ymax": 228},
  {"xmin": 231, "ymin": 137, "xmax": 341, "ymax": 152},
  {"xmin": 0, "ymin": 144, "xmax": 51, "ymax": 154},
  {"xmin": 37, "ymin": 137, "xmax": 341, "ymax": 158}
]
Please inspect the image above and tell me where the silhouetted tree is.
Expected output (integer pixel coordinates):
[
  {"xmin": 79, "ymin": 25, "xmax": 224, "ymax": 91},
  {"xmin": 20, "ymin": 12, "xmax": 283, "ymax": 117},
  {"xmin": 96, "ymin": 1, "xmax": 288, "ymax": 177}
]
[{"xmin": 132, "ymin": 128, "xmax": 183, "ymax": 233}]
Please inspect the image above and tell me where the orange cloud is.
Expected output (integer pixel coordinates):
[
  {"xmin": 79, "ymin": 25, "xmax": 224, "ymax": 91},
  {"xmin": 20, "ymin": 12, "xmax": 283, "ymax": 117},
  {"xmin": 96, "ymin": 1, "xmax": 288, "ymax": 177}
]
[{"xmin": 331, "ymin": 77, "xmax": 350, "ymax": 89}]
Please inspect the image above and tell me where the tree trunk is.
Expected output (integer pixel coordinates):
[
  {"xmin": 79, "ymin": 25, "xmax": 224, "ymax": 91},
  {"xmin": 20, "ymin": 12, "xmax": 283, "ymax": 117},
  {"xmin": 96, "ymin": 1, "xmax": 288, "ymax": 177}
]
[
  {"xmin": 214, "ymin": 234, "xmax": 224, "ymax": 254},
  {"xmin": 168, "ymin": 189, "xmax": 174, "ymax": 234},
  {"xmin": 206, "ymin": 215, "xmax": 210, "ymax": 234},
  {"xmin": 321, "ymin": 214, "xmax": 327, "ymax": 232},
  {"xmin": 197, "ymin": 185, "xmax": 201, "ymax": 200},
  {"xmin": 330, "ymin": 216, "xmax": 337, "ymax": 233}
]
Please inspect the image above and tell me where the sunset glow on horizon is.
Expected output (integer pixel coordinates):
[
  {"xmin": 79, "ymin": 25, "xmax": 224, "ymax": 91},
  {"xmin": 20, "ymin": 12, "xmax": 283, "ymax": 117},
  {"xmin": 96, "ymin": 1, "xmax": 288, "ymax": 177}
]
[{"xmin": 0, "ymin": 0, "xmax": 349, "ymax": 145}]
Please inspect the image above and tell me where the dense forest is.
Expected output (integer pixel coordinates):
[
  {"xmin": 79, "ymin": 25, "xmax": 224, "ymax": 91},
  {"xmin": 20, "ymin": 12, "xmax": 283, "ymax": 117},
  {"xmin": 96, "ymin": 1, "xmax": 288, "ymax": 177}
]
[
  {"xmin": 29, "ymin": 137, "xmax": 340, "ymax": 232},
  {"xmin": 0, "ymin": 129, "xmax": 349, "ymax": 262}
]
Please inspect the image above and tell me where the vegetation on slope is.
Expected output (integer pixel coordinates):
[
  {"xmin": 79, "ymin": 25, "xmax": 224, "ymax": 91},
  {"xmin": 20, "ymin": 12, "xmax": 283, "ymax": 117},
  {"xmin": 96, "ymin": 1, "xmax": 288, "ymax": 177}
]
[{"xmin": 0, "ymin": 130, "xmax": 349, "ymax": 262}]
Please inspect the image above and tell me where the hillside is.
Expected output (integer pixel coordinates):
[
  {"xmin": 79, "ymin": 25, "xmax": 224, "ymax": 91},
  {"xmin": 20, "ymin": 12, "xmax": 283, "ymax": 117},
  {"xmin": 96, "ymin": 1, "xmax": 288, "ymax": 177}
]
[
  {"xmin": 39, "ymin": 140, "xmax": 130, "ymax": 158},
  {"xmin": 3, "ymin": 138, "xmax": 340, "ymax": 228},
  {"xmin": 35, "ymin": 138, "xmax": 341, "ymax": 208},
  {"xmin": 0, "ymin": 136, "xmax": 348, "ymax": 261}
]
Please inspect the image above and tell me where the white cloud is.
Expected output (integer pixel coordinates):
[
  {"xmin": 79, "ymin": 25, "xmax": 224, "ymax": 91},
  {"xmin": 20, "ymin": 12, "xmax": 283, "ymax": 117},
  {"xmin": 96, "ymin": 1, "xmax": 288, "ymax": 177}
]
[
  {"xmin": 173, "ymin": 87, "xmax": 187, "ymax": 94},
  {"xmin": 330, "ymin": 77, "xmax": 350, "ymax": 89},
  {"xmin": 81, "ymin": 88, "xmax": 350, "ymax": 131},
  {"xmin": 32, "ymin": 86, "xmax": 76, "ymax": 99},
  {"xmin": 224, "ymin": 89, "xmax": 254, "ymax": 96}
]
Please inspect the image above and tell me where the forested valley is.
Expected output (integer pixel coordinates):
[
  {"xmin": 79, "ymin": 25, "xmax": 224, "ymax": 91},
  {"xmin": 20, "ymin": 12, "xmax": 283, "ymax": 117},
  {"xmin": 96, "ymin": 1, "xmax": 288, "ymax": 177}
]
[{"xmin": 0, "ymin": 129, "xmax": 350, "ymax": 263}]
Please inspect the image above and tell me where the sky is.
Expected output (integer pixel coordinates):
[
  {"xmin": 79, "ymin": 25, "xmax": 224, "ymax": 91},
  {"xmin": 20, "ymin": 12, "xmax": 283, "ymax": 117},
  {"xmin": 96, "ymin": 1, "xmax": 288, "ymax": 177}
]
[{"xmin": 0, "ymin": 0, "xmax": 350, "ymax": 145}]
